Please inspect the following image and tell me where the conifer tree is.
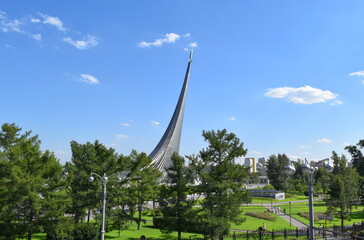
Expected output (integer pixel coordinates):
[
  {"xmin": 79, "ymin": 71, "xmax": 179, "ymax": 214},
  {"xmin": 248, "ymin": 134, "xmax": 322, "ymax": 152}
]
[
  {"xmin": 157, "ymin": 153, "xmax": 195, "ymax": 240},
  {"xmin": 189, "ymin": 129, "xmax": 251, "ymax": 240}
]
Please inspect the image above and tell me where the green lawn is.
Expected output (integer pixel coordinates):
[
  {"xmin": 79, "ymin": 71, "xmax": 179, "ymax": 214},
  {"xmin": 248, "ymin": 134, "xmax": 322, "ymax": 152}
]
[
  {"xmin": 251, "ymin": 194, "xmax": 308, "ymax": 204},
  {"xmin": 278, "ymin": 200, "xmax": 364, "ymax": 228},
  {"xmin": 230, "ymin": 205, "xmax": 296, "ymax": 231}
]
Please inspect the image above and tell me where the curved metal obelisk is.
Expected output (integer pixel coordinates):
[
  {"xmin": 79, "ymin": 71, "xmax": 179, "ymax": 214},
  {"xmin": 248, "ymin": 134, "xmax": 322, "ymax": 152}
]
[{"xmin": 149, "ymin": 51, "xmax": 193, "ymax": 171}]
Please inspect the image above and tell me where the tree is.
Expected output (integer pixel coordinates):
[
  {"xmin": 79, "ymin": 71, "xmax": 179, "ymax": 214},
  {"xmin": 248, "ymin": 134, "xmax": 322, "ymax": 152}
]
[
  {"xmin": 266, "ymin": 154, "xmax": 290, "ymax": 191},
  {"xmin": 345, "ymin": 140, "xmax": 364, "ymax": 176},
  {"xmin": 157, "ymin": 153, "xmax": 195, "ymax": 240},
  {"xmin": 126, "ymin": 150, "xmax": 162, "ymax": 230},
  {"xmin": 325, "ymin": 151, "xmax": 361, "ymax": 232},
  {"xmin": 189, "ymin": 129, "xmax": 251, "ymax": 240},
  {"xmin": 0, "ymin": 123, "xmax": 68, "ymax": 240},
  {"xmin": 66, "ymin": 140, "xmax": 127, "ymax": 224}
]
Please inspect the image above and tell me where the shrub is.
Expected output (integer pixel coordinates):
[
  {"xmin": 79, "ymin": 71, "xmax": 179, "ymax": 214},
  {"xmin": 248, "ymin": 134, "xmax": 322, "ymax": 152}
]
[
  {"xmin": 298, "ymin": 212, "xmax": 319, "ymax": 222},
  {"xmin": 46, "ymin": 222, "xmax": 98, "ymax": 240},
  {"xmin": 263, "ymin": 185, "xmax": 274, "ymax": 190},
  {"xmin": 245, "ymin": 212, "xmax": 275, "ymax": 221},
  {"xmin": 73, "ymin": 223, "xmax": 98, "ymax": 240}
]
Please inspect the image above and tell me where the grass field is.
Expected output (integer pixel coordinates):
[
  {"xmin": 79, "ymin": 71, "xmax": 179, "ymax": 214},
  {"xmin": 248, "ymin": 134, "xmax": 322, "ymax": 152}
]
[
  {"xmin": 278, "ymin": 200, "xmax": 364, "ymax": 228},
  {"xmin": 230, "ymin": 205, "xmax": 296, "ymax": 231},
  {"xmin": 15, "ymin": 196, "xmax": 364, "ymax": 240}
]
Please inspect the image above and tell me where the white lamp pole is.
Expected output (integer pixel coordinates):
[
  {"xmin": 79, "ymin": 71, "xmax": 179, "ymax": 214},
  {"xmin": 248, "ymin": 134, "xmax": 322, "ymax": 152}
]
[
  {"xmin": 89, "ymin": 173, "xmax": 122, "ymax": 240},
  {"xmin": 285, "ymin": 158, "xmax": 333, "ymax": 240}
]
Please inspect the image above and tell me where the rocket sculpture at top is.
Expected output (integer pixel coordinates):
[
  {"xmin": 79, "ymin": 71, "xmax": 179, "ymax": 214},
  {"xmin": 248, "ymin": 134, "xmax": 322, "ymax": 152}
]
[{"xmin": 148, "ymin": 51, "xmax": 193, "ymax": 171}]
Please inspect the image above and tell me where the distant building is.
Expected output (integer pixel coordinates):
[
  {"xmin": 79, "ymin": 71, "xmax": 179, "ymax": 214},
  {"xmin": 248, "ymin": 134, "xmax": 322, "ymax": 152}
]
[
  {"xmin": 245, "ymin": 158, "xmax": 257, "ymax": 173},
  {"xmin": 257, "ymin": 157, "xmax": 266, "ymax": 174}
]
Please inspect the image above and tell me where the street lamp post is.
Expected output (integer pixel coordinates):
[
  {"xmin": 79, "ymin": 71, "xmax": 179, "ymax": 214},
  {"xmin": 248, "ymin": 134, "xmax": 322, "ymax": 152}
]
[
  {"xmin": 289, "ymin": 201, "xmax": 292, "ymax": 227},
  {"xmin": 89, "ymin": 173, "xmax": 122, "ymax": 240},
  {"xmin": 285, "ymin": 158, "xmax": 333, "ymax": 240}
]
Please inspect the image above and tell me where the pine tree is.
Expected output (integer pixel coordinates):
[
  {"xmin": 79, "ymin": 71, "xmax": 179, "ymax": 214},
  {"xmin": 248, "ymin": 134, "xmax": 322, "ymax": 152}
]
[
  {"xmin": 158, "ymin": 153, "xmax": 195, "ymax": 240},
  {"xmin": 189, "ymin": 129, "xmax": 251, "ymax": 240},
  {"xmin": 0, "ymin": 123, "xmax": 68, "ymax": 240}
]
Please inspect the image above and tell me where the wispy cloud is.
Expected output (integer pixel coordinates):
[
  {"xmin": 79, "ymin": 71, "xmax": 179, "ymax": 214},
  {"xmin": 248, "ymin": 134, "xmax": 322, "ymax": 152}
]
[
  {"xmin": 63, "ymin": 35, "xmax": 98, "ymax": 50},
  {"xmin": 138, "ymin": 33, "xmax": 180, "ymax": 48},
  {"xmin": 265, "ymin": 85, "xmax": 340, "ymax": 104},
  {"xmin": 79, "ymin": 74, "xmax": 100, "ymax": 84},
  {"xmin": 39, "ymin": 13, "xmax": 66, "ymax": 31},
  {"xmin": 317, "ymin": 138, "xmax": 332, "ymax": 144},
  {"xmin": 183, "ymin": 33, "xmax": 191, "ymax": 37},
  {"xmin": 149, "ymin": 120, "xmax": 160, "ymax": 127},
  {"xmin": 188, "ymin": 42, "xmax": 198, "ymax": 48},
  {"xmin": 32, "ymin": 34, "xmax": 41, "ymax": 41},
  {"xmin": 300, "ymin": 152, "xmax": 310, "ymax": 156},
  {"xmin": 0, "ymin": 11, "xmax": 24, "ymax": 33},
  {"xmin": 249, "ymin": 151, "xmax": 261, "ymax": 155},
  {"xmin": 121, "ymin": 123, "xmax": 131, "ymax": 127},
  {"xmin": 4, "ymin": 44, "xmax": 14, "ymax": 49},
  {"xmin": 298, "ymin": 145, "xmax": 308, "ymax": 149},
  {"xmin": 115, "ymin": 134, "xmax": 130, "ymax": 140},
  {"xmin": 229, "ymin": 116, "xmax": 236, "ymax": 121},
  {"xmin": 349, "ymin": 70, "xmax": 364, "ymax": 77},
  {"xmin": 288, "ymin": 154, "xmax": 302, "ymax": 160},
  {"xmin": 30, "ymin": 18, "xmax": 41, "ymax": 23}
]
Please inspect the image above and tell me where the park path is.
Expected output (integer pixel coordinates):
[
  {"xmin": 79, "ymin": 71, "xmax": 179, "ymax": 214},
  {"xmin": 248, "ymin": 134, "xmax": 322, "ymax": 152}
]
[{"xmin": 242, "ymin": 200, "xmax": 310, "ymax": 229}]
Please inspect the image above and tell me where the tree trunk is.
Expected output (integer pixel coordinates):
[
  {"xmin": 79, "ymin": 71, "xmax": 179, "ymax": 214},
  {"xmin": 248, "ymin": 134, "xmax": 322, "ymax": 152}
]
[
  {"xmin": 27, "ymin": 199, "xmax": 34, "ymax": 240},
  {"xmin": 137, "ymin": 193, "xmax": 142, "ymax": 230},
  {"xmin": 87, "ymin": 209, "xmax": 91, "ymax": 223}
]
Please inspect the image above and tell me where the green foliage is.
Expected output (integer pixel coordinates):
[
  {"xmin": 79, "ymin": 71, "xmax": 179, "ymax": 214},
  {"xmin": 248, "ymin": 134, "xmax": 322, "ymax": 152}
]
[
  {"xmin": 266, "ymin": 154, "xmax": 290, "ymax": 191},
  {"xmin": 72, "ymin": 224, "xmax": 98, "ymax": 240},
  {"xmin": 345, "ymin": 140, "xmax": 364, "ymax": 176},
  {"xmin": 65, "ymin": 140, "xmax": 127, "ymax": 223},
  {"xmin": 262, "ymin": 184, "xmax": 274, "ymax": 190},
  {"xmin": 157, "ymin": 153, "xmax": 196, "ymax": 239},
  {"xmin": 188, "ymin": 129, "xmax": 251, "ymax": 239},
  {"xmin": 45, "ymin": 219, "xmax": 74, "ymax": 240},
  {"xmin": 126, "ymin": 150, "xmax": 162, "ymax": 230},
  {"xmin": 245, "ymin": 212, "xmax": 275, "ymax": 221},
  {"xmin": 0, "ymin": 123, "xmax": 68, "ymax": 239}
]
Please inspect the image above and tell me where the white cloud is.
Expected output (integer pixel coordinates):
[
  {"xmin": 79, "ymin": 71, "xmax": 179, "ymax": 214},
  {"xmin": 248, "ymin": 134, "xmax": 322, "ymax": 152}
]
[
  {"xmin": 40, "ymin": 13, "xmax": 66, "ymax": 31},
  {"xmin": 32, "ymin": 34, "xmax": 42, "ymax": 41},
  {"xmin": 300, "ymin": 152, "xmax": 310, "ymax": 156},
  {"xmin": 115, "ymin": 134, "xmax": 130, "ymax": 140},
  {"xmin": 56, "ymin": 150, "xmax": 67, "ymax": 155},
  {"xmin": 188, "ymin": 42, "xmax": 198, "ymax": 48},
  {"xmin": 4, "ymin": 44, "xmax": 14, "ymax": 49},
  {"xmin": 0, "ymin": 12, "xmax": 24, "ymax": 33},
  {"xmin": 121, "ymin": 123, "xmax": 131, "ymax": 127},
  {"xmin": 30, "ymin": 18, "xmax": 41, "ymax": 23},
  {"xmin": 288, "ymin": 154, "xmax": 302, "ymax": 160},
  {"xmin": 79, "ymin": 74, "xmax": 100, "ymax": 84},
  {"xmin": 265, "ymin": 85, "xmax": 339, "ymax": 104},
  {"xmin": 349, "ymin": 70, "xmax": 364, "ymax": 77},
  {"xmin": 138, "ymin": 33, "xmax": 180, "ymax": 48},
  {"xmin": 249, "ymin": 151, "xmax": 261, "ymax": 155},
  {"xmin": 298, "ymin": 145, "xmax": 308, "ymax": 149},
  {"xmin": 362, "ymin": 80, "xmax": 364, "ymax": 85},
  {"xmin": 183, "ymin": 33, "xmax": 191, "ymax": 37},
  {"xmin": 229, "ymin": 116, "xmax": 236, "ymax": 121},
  {"xmin": 317, "ymin": 138, "xmax": 332, "ymax": 144},
  {"xmin": 330, "ymin": 100, "xmax": 343, "ymax": 106},
  {"xmin": 149, "ymin": 120, "xmax": 160, "ymax": 127},
  {"xmin": 63, "ymin": 35, "xmax": 98, "ymax": 50}
]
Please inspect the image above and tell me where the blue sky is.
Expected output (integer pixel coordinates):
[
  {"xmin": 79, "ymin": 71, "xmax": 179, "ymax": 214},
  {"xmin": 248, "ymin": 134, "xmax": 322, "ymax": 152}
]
[{"xmin": 1, "ymin": 1, "xmax": 364, "ymax": 165}]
